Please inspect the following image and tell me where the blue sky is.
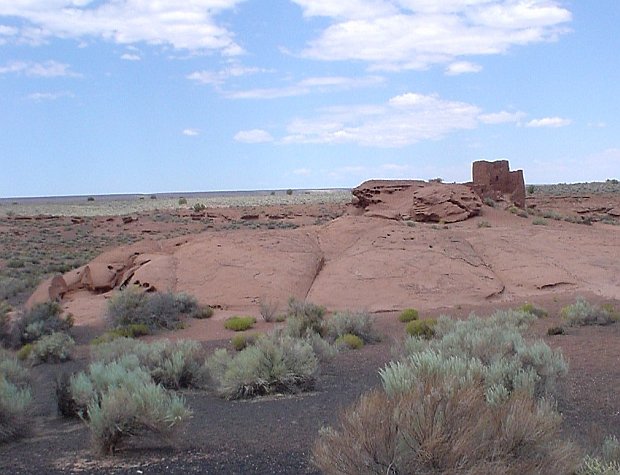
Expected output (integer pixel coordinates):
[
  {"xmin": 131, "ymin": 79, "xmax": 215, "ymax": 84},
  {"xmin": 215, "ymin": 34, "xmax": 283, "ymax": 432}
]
[{"xmin": 0, "ymin": 0, "xmax": 618, "ymax": 197}]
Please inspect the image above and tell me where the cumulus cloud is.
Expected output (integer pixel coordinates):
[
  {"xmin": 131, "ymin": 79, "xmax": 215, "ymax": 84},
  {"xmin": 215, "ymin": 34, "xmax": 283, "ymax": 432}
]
[
  {"xmin": 282, "ymin": 92, "xmax": 480, "ymax": 147},
  {"xmin": 479, "ymin": 110, "xmax": 526, "ymax": 124},
  {"xmin": 121, "ymin": 53, "xmax": 141, "ymax": 61},
  {"xmin": 0, "ymin": 0, "xmax": 244, "ymax": 53},
  {"xmin": 227, "ymin": 75, "xmax": 384, "ymax": 99},
  {"xmin": 293, "ymin": 0, "xmax": 571, "ymax": 71},
  {"xmin": 526, "ymin": 117, "xmax": 572, "ymax": 128},
  {"xmin": 445, "ymin": 61, "xmax": 482, "ymax": 75},
  {"xmin": 182, "ymin": 128, "xmax": 200, "ymax": 136},
  {"xmin": 0, "ymin": 60, "xmax": 80, "ymax": 77},
  {"xmin": 234, "ymin": 129, "xmax": 274, "ymax": 143}
]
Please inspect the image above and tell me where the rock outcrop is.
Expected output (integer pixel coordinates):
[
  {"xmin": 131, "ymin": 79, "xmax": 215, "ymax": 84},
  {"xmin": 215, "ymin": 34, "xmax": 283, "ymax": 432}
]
[
  {"xmin": 352, "ymin": 180, "xmax": 481, "ymax": 223},
  {"xmin": 471, "ymin": 160, "xmax": 526, "ymax": 207}
]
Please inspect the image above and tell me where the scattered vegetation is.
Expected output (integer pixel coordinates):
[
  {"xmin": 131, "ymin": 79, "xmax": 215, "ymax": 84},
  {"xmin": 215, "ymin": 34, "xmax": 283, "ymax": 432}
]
[
  {"xmin": 0, "ymin": 349, "xmax": 33, "ymax": 442},
  {"xmin": 177, "ymin": 197, "xmax": 187, "ymax": 205},
  {"xmin": 405, "ymin": 319, "xmax": 436, "ymax": 339},
  {"xmin": 483, "ymin": 197, "xmax": 496, "ymax": 207},
  {"xmin": 548, "ymin": 326, "xmax": 565, "ymax": 336},
  {"xmin": 561, "ymin": 297, "xmax": 615, "ymax": 326},
  {"xmin": 323, "ymin": 311, "xmax": 379, "ymax": 344},
  {"xmin": 259, "ymin": 298, "xmax": 280, "ymax": 322},
  {"xmin": 519, "ymin": 302, "xmax": 548, "ymax": 318},
  {"xmin": 24, "ymin": 332, "xmax": 75, "ymax": 364},
  {"xmin": 90, "ymin": 323, "xmax": 151, "ymax": 345},
  {"xmin": 533, "ymin": 217, "xmax": 549, "ymax": 225},
  {"xmin": 478, "ymin": 220, "xmax": 491, "ymax": 228},
  {"xmin": 398, "ymin": 308, "xmax": 418, "ymax": 323},
  {"xmin": 579, "ymin": 436, "xmax": 620, "ymax": 475},
  {"xmin": 224, "ymin": 316, "xmax": 256, "ymax": 332},
  {"xmin": 192, "ymin": 203, "xmax": 207, "ymax": 212},
  {"xmin": 313, "ymin": 309, "xmax": 575, "ymax": 474},
  {"xmin": 230, "ymin": 333, "xmax": 258, "ymax": 351},
  {"xmin": 283, "ymin": 298, "xmax": 326, "ymax": 338},
  {"xmin": 527, "ymin": 184, "xmax": 536, "ymax": 194}
]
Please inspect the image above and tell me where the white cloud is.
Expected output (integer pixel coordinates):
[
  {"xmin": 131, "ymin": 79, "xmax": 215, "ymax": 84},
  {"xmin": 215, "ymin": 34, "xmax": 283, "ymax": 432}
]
[
  {"xmin": 121, "ymin": 53, "xmax": 141, "ymax": 61},
  {"xmin": 234, "ymin": 129, "xmax": 274, "ymax": 143},
  {"xmin": 187, "ymin": 65, "xmax": 268, "ymax": 86},
  {"xmin": 227, "ymin": 75, "xmax": 384, "ymax": 99},
  {"xmin": 294, "ymin": 0, "xmax": 571, "ymax": 71},
  {"xmin": 0, "ymin": 0, "xmax": 245, "ymax": 53},
  {"xmin": 293, "ymin": 168, "xmax": 312, "ymax": 176},
  {"xmin": 282, "ymin": 92, "xmax": 480, "ymax": 147},
  {"xmin": 182, "ymin": 128, "xmax": 200, "ymax": 136},
  {"xmin": 0, "ymin": 60, "xmax": 80, "ymax": 77},
  {"xmin": 479, "ymin": 110, "xmax": 526, "ymax": 124},
  {"xmin": 526, "ymin": 117, "xmax": 572, "ymax": 128},
  {"xmin": 445, "ymin": 61, "xmax": 482, "ymax": 75},
  {"xmin": 27, "ymin": 91, "xmax": 74, "ymax": 101}
]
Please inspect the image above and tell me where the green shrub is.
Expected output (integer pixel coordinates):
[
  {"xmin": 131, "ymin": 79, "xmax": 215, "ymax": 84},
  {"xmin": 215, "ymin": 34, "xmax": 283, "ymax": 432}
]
[
  {"xmin": 224, "ymin": 316, "xmax": 256, "ymax": 332},
  {"xmin": 578, "ymin": 436, "xmax": 620, "ymax": 475},
  {"xmin": 533, "ymin": 217, "xmax": 548, "ymax": 225},
  {"xmin": 0, "ymin": 302, "xmax": 11, "ymax": 346},
  {"xmin": 477, "ymin": 220, "xmax": 491, "ymax": 228},
  {"xmin": 191, "ymin": 305, "xmax": 213, "ymax": 319},
  {"xmin": 28, "ymin": 332, "xmax": 75, "ymax": 364},
  {"xmin": 206, "ymin": 333, "xmax": 318, "ymax": 399},
  {"xmin": 16, "ymin": 301, "xmax": 73, "ymax": 344},
  {"xmin": 405, "ymin": 319, "xmax": 436, "ymax": 339},
  {"xmin": 91, "ymin": 338, "xmax": 207, "ymax": 390},
  {"xmin": 561, "ymin": 297, "xmax": 614, "ymax": 326},
  {"xmin": 192, "ymin": 203, "xmax": 206, "ymax": 212},
  {"xmin": 398, "ymin": 308, "xmax": 419, "ymax": 322},
  {"xmin": 335, "ymin": 334, "xmax": 364, "ymax": 350},
  {"xmin": 0, "ymin": 349, "xmax": 33, "ymax": 442},
  {"xmin": 107, "ymin": 289, "xmax": 200, "ymax": 330},
  {"xmin": 527, "ymin": 184, "xmax": 536, "ymax": 194},
  {"xmin": 284, "ymin": 298, "xmax": 326, "ymax": 338},
  {"xmin": 91, "ymin": 323, "xmax": 151, "ymax": 345},
  {"xmin": 68, "ymin": 360, "xmax": 190, "ymax": 454},
  {"xmin": 483, "ymin": 197, "xmax": 496, "ymax": 207},
  {"xmin": 519, "ymin": 302, "xmax": 548, "ymax": 318},
  {"xmin": 324, "ymin": 311, "xmax": 378, "ymax": 343},
  {"xmin": 178, "ymin": 197, "xmax": 187, "ymax": 205},
  {"xmin": 231, "ymin": 334, "xmax": 258, "ymax": 351},
  {"xmin": 286, "ymin": 189, "xmax": 293, "ymax": 196},
  {"xmin": 16, "ymin": 344, "xmax": 33, "ymax": 361}
]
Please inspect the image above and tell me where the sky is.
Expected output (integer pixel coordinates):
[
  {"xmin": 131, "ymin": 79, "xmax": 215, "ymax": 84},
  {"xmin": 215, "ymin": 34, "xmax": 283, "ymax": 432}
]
[{"xmin": 0, "ymin": 0, "xmax": 619, "ymax": 197}]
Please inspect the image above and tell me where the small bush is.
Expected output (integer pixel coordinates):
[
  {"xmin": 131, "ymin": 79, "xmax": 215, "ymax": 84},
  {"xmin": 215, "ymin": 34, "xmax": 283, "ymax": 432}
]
[
  {"xmin": 0, "ymin": 302, "xmax": 11, "ymax": 346},
  {"xmin": 519, "ymin": 302, "xmax": 548, "ymax": 318},
  {"xmin": 0, "ymin": 349, "xmax": 33, "ymax": 442},
  {"xmin": 324, "ymin": 311, "xmax": 379, "ymax": 343},
  {"xmin": 284, "ymin": 298, "xmax": 326, "ymax": 338},
  {"xmin": 483, "ymin": 197, "xmax": 496, "ymax": 207},
  {"xmin": 224, "ymin": 316, "xmax": 256, "ymax": 332},
  {"xmin": 107, "ymin": 289, "xmax": 200, "ymax": 330},
  {"xmin": 69, "ymin": 361, "xmax": 190, "ymax": 454},
  {"xmin": 335, "ymin": 334, "xmax": 364, "ymax": 350},
  {"xmin": 579, "ymin": 436, "xmax": 620, "ymax": 475},
  {"xmin": 259, "ymin": 298, "xmax": 279, "ymax": 322},
  {"xmin": 206, "ymin": 333, "xmax": 318, "ymax": 399},
  {"xmin": 87, "ymin": 196, "xmax": 95, "ymax": 202},
  {"xmin": 561, "ymin": 297, "xmax": 614, "ymax": 326},
  {"xmin": 286, "ymin": 189, "xmax": 293, "ymax": 196},
  {"xmin": 478, "ymin": 220, "xmax": 491, "ymax": 228},
  {"xmin": 405, "ymin": 319, "xmax": 436, "ymax": 339},
  {"xmin": 527, "ymin": 184, "xmax": 536, "ymax": 194},
  {"xmin": 28, "ymin": 332, "xmax": 75, "ymax": 364},
  {"xmin": 91, "ymin": 323, "xmax": 151, "ymax": 345},
  {"xmin": 16, "ymin": 301, "xmax": 73, "ymax": 345},
  {"xmin": 178, "ymin": 197, "xmax": 187, "ymax": 205},
  {"xmin": 533, "ymin": 217, "xmax": 548, "ymax": 225},
  {"xmin": 16, "ymin": 344, "xmax": 33, "ymax": 361},
  {"xmin": 398, "ymin": 308, "xmax": 419, "ymax": 322},
  {"xmin": 191, "ymin": 305, "xmax": 213, "ymax": 319},
  {"xmin": 547, "ymin": 326, "xmax": 565, "ymax": 336},
  {"xmin": 192, "ymin": 203, "xmax": 206, "ymax": 212},
  {"xmin": 231, "ymin": 334, "xmax": 257, "ymax": 351}
]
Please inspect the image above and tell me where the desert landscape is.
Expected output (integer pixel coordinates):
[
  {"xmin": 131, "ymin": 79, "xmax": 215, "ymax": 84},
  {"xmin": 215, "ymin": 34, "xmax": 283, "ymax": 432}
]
[{"xmin": 1, "ymin": 162, "xmax": 620, "ymax": 474}]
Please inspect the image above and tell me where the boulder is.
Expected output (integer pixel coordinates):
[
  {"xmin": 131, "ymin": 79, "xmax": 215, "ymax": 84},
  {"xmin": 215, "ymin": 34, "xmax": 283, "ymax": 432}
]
[{"xmin": 25, "ymin": 275, "xmax": 68, "ymax": 309}]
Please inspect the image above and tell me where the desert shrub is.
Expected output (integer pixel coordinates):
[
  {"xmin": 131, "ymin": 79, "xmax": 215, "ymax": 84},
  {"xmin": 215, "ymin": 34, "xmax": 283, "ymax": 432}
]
[
  {"xmin": 405, "ymin": 319, "xmax": 436, "ymax": 339},
  {"xmin": 0, "ymin": 349, "xmax": 33, "ymax": 442},
  {"xmin": 16, "ymin": 344, "xmax": 33, "ymax": 361},
  {"xmin": 191, "ymin": 305, "xmax": 213, "ymax": 319},
  {"xmin": 284, "ymin": 298, "xmax": 326, "ymax": 338},
  {"xmin": 543, "ymin": 209, "xmax": 564, "ymax": 220},
  {"xmin": 224, "ymin": 316, "xmax": 256, "ymax": 332},
  {"xmin": 286, "ymin": 189, "xmax": 293, "ymax": 196},
  {"xmin": 483, "ymin": 197, "xmax": 496, "ymax": 207},
  {"xmin": 28, "ymin": 332, "xmax": 75, "ymax": 364},
  {"xmin": 87, "ymin": 196, "xmax": 95, "ymax": 202},
  {"xmin": 178, "ymin": 197, "xmax": 187, "ymax": 205},
  {"xmin": 399, "ymin": 310, "xmax": 566, "ymax": 399},
  {"xmin": 91, "ymin": 338, "xmax": 207, "ymax": 390},
  {"xmin": 579, "ymin": 436, "xmax": 620, "ymax": 475},
  {"xmin": 398, "ymin": 308, "xmax": 418, "ymax": 322},
  {"xmin": 527, "ymin": 184, "xmax": 536, "ymax": 194},
  {"xmin": 68, "ymin": 360, "xmax": 190, "ymax": 454},
  {"xmin": 107, "ymin": 289, "xmax": 200, "ymax": 330},
  {"xmin": 561, "ymin": 297, "xmax": 614, "ymax": 326},
  {"xmin": 259, "ymin": 298, "xmax": 279, "ymax": 322},
  {"xmin": 519, "ymin": 302, "xmax": 548, "ymax": 318},
  {"xmin": 231, "ymin": 334, "xmax": 258, "ymax": 351},
  {"xmin": 0, "ymin": 302, "xmax": 11, "ymax": 346},
  {"xmin": 324, "ymin": 311, "xmax": 379, "ymax": 343},
  {"xmin": 335, "ymin": 334, "xmax": 364, "ymax": 350},
  {"xmin": 16, "ymin": 301, "xmax": 73, "ymax": 345},
  {"xmin": 533, "ymin": 217, "xmax": 548, "ymax": 225},
  {"xmin": 313, "ymin": 381, "xmax": 578, "ymax": 474},
  {"xmin": 548, "ymin": 326, "xmax": 565, "ymax": 336},
  {"xmin": 478, "ymin": 220, "xmax": 491, "ymax": 228},
  {"xmin": 192, "ymin": 203, "xmax": 206, "ymax": 212},
  {"xmin": 205, "ymin": 333, "xmax": 318, "ymax": 399},
  {"xmin": 90, "ymin": 323, "xmax": 151, "ymax": 345}
]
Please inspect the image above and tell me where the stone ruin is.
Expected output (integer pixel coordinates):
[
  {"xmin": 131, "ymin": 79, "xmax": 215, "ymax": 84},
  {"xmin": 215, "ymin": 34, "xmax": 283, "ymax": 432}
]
[{"xmin": 470, "ymin": 160, "xmax": 526, "ymax": 208}]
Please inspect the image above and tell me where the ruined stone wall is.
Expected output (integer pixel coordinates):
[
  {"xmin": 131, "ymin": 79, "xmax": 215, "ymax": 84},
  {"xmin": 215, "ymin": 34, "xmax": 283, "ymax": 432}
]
[{"xmin": 471, "ymin": 160, "xmax": 526, "ymax": 207}]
